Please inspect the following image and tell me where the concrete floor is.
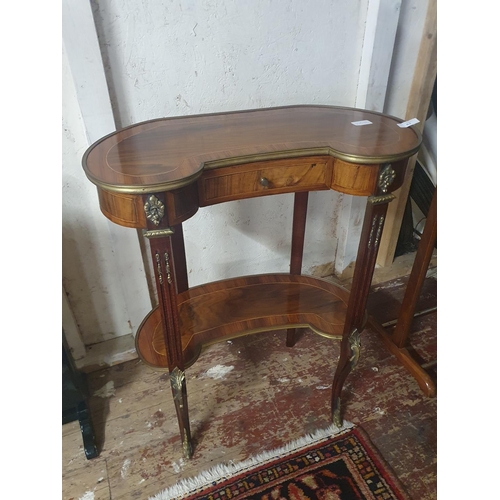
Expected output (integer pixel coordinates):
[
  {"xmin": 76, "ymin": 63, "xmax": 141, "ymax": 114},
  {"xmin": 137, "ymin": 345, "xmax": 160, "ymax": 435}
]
[{"xmin": 62, "ymin": 272, "xmax": 437, "ymax": 500}]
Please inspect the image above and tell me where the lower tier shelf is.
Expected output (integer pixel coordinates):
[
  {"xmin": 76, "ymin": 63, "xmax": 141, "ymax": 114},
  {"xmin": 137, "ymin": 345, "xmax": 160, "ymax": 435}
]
[{"xmin": 135, "ymin": 273, "xmax": 350, "ymax": 369}]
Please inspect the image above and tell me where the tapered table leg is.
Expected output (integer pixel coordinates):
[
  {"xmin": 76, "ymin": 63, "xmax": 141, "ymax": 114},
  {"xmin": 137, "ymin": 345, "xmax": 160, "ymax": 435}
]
[
  {"xmin": 332, "ymin": 195, "xmax": 392, "ymax": 427},
  {"xmin": 286, "ymin": 192, "xmax": 309, "ymax": 347},
  {"xmin": 148, "ymin": 230, "xmax": 193, "ymax": 458}
]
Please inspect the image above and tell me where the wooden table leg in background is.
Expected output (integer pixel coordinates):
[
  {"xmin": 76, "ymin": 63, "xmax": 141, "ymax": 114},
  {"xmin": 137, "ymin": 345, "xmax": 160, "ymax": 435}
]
[
  {"xmin": 368, "ymin": 188, "xmax": 437, "ymax": 397},
  {"xmin": 286, "ymin": 191, "xmax": 309, "ymax": 347}
]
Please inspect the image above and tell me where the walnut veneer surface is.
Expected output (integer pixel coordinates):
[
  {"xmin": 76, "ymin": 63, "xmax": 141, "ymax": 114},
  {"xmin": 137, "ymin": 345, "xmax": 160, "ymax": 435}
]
[{"xmin": 83, "ymin": 105, "xmax": 420, "ymax": 193}]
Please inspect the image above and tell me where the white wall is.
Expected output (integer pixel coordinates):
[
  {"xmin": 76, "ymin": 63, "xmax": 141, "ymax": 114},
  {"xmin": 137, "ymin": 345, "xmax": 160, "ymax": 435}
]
[
  {"xmin": 63, "ymin": 38, "xmax": 152, "ymax": 349},
  {"xmin": 91, "ymin": 0, "xmax": 368, "ymax": 127},
  {"xmin": 63, "ymin": 41, "xmax": 130, "ymax": 345},
  {"xmin": 62, "ymin": 0, "xmax": 430, "ymax": 362},
  {"xmin": 90, "ymin": 0, "xmax": 371, "ymax": 288}
]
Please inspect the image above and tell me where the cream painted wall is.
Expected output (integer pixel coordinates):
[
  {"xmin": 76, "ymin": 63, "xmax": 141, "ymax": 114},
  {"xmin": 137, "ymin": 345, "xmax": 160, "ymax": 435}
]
[{"xmin": 62, "ymin": 0, "xmax": 431, "ymax": 362}]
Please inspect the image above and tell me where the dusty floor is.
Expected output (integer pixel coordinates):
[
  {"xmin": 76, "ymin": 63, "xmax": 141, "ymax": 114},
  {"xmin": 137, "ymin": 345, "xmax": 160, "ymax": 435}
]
[{"xmin": 62, "ymin": 274, "xmax": 437, "ymax": 500}]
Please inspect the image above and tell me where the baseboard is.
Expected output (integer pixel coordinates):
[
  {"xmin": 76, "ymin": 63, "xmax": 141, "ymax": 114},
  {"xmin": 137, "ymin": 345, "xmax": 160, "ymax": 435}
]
[
  {"xmin": 330, "ymin": 249, "xmax": 437, "ymax": 289},
  {"xmin": 75, "ymin": 334, "xmax": 138, "ymax": 373}
]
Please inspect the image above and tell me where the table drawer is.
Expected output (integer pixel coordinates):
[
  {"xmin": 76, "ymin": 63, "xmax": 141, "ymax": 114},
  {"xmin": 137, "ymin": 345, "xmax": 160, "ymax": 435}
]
[{"xmin": 199, "ymin": 156, "xmax": 332, "ymax": 206}]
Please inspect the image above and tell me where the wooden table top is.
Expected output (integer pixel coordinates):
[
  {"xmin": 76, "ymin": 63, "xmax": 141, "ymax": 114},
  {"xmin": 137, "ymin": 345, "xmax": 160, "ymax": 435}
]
[{"xmin": 82, "ymin": 105, "xmax": 421, "ymax": 194}]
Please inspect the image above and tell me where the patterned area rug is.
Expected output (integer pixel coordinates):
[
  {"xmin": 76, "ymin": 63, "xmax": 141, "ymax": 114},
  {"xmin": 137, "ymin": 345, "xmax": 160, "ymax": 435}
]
[{"xmin": 150, "ymin": 424, "xmax": 411, "ymax": 500}]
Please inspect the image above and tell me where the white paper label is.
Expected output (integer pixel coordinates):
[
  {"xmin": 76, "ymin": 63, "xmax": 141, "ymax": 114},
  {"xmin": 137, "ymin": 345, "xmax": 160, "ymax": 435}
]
[
  {"xmin": 351, "ymin": 120, "xmax": 373, "ymax": 126},
  {"xmin": 397, "ymin": 118, "xmax": 420, "ymax": 128}
]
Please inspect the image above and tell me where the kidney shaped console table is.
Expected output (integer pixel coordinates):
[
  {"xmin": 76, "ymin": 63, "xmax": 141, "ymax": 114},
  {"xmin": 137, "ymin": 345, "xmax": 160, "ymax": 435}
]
[{"xmin": 82, "ymin": 105, "xmax": 421, "ymax": 458}]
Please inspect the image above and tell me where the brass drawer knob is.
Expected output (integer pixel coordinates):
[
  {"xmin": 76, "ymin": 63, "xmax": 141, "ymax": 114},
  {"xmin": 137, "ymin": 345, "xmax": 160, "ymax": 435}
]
[{"xmin": 260, "ymin": 177, "xmax": 270, "ymax": 187}]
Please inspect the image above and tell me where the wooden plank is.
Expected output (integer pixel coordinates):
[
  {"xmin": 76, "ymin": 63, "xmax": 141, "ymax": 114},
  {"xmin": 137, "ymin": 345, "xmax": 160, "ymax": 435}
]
[
  {"xmin": 338, "ymin": 0, "xmax": 401, "ymax": 273},
  {"xmin": 376, "ymin": 0, "xmax": 437, "ymax": 267},
  {"xmin": 356, "ymin": 0, "xmax": 402, "ymax": 111}
]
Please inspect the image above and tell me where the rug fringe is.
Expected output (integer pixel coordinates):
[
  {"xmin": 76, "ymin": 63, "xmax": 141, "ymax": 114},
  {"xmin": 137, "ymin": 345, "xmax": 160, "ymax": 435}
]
[{"xmin": 149, "ymin": 421, "xmax": 355, "ymax": 500}]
